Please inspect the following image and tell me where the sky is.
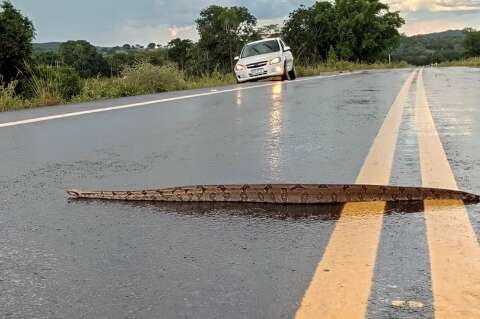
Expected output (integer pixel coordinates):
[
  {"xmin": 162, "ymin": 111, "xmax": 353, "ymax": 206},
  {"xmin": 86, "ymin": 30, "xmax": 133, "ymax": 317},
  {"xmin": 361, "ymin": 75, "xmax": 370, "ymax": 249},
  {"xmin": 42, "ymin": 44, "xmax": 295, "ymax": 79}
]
[{"xmin": 8, "ymin": 0, "xmax": 480, "ymax": 46}]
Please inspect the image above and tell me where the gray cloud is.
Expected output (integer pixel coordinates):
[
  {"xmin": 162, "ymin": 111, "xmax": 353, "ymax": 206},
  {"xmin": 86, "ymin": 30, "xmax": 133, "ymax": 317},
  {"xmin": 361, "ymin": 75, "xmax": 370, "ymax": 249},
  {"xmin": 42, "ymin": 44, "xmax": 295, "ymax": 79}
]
[{"xmin": 8, "ymin": 0, "xmax": 480, "ymax": 46}]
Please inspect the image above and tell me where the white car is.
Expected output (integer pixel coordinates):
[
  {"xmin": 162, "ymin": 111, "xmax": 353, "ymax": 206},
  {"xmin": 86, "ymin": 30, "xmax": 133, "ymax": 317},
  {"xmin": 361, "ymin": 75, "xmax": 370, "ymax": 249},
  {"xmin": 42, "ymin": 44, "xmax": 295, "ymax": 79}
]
[{"xmin": 234, "ymin": 38, "xmax": 296, "ymax": 83}]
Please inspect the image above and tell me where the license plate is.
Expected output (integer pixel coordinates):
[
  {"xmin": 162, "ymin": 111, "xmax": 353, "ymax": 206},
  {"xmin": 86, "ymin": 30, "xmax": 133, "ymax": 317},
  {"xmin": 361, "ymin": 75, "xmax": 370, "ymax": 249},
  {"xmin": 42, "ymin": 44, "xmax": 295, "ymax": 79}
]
[{"xmin": 251, "ymin": 68, "xmax": 264, "ymax": 76}]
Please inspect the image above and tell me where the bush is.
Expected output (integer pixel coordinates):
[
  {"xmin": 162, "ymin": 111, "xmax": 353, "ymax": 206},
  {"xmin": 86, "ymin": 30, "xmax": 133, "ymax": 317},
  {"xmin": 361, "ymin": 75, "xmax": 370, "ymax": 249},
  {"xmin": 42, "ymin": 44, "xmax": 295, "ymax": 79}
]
[
  {"xmin": 26, "ymin": 65, "xmax": 82, "ymax": 104},
  {"xmin": 185, "ymin": 70, "xmax": 235, "ymax": 89},
  {"xmin": 0, "ymin": 81, "xmax": 31, "ymax": 111},
  {"xmin": 75, "ymin": 77, "xmax": 125, "ymax": 100},
  {"xmin": 121, "ymin": 62, "xmax": 187, "ymax": 94},
  {"xmin": 75, "ymin": 62, "xmax": 188, "ymax": 102}
]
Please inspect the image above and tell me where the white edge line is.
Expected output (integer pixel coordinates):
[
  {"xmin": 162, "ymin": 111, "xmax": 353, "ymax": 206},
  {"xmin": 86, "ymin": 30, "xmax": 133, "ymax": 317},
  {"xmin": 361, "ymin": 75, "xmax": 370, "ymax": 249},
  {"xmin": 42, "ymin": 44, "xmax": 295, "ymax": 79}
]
[{"xmin": 0, "ymin": 73, "xmax": 352, "ymax": 129}]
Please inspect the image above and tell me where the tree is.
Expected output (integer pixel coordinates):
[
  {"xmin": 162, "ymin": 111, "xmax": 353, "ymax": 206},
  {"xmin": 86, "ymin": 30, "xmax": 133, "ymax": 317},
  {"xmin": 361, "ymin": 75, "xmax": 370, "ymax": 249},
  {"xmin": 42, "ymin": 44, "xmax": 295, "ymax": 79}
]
[
  {"xmin": 58, "ymin": 40, "xmax": 109, "ymax": 78},
  {"xmin": 282, "ymin": 2, "xmax": 336, "ymax": 64},
  {"xmin": 0, "ymin": 1, "xmax": 35, "ymax": 84},
  {"xmin": 167, "ymin": 38, "xmax": 193, "ymax": 70},
  {"xmin": 282, "ymin": 0, "xmax": 404, "ymax": 63},
  {"xmin": 464, "ymin": 28, "xmax": 480, "ymax": 57},
  {"xmin": 147, "ymin": 42, "xmax": 156, "ymax": 50},
  {"xmin": 196, "ymin": 5, "xmax": 258, "ymax": 72},
  {"xmin": 33, "ymin": 51, "xmax": 60, "ymax": 66},
  {"xmin": 334, "ymin": 0, "xmax": 404, "ymax": 61}
]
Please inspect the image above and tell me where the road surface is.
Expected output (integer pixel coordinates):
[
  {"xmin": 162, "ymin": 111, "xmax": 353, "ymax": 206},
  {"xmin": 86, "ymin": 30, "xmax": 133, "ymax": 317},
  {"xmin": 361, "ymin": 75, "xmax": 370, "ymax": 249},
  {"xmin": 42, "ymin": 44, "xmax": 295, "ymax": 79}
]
[{"xmin": 0, "ymin": 68, "xmax": 479, "ymax": 319}]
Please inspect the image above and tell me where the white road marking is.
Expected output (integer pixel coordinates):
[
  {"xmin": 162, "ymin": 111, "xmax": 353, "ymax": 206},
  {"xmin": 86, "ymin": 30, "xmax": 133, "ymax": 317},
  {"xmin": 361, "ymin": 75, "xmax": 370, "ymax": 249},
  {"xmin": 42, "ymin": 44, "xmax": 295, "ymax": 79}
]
[{"xmin": 0, "ymin": 73, "xmax": 354, "ymax": 129}]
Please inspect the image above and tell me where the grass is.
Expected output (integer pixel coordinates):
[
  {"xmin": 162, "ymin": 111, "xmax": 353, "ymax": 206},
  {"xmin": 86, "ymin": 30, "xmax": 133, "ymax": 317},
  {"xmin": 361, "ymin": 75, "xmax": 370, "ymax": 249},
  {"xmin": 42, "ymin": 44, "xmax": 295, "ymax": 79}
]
[
  {"xmin": 296, "ymin": 60, "xmax": 409, "ymax": 77},
  {"xmin": 2, "ymin": 60, "xmax": 409, "ymax": 113},
  {"xmin": 438, "ymin": 57, "xmax": 480, "ymax": 68},
  {"xmin": 0, "ymin": 81, "xmax": 33, "ymax": 112}
]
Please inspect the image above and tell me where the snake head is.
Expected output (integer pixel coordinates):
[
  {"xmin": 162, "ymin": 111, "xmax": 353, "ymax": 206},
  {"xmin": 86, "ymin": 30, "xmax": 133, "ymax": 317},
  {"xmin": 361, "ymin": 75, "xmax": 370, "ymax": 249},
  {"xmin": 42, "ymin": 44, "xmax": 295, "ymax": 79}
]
[{"xmin": 66, "ymin": 189, "xmax": 81, "ymax": 198}]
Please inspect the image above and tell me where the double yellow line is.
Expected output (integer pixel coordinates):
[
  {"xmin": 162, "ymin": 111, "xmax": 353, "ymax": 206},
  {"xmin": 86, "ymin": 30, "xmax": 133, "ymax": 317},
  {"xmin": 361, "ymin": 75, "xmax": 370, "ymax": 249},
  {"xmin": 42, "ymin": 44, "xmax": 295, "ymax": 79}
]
[
  {"xmin": 295, "ymin": 69, "xmax": 480, "ymax": 319},
  {"xmin": 415, "ymin": 70, "xmax": 480, "ymax": 319}
]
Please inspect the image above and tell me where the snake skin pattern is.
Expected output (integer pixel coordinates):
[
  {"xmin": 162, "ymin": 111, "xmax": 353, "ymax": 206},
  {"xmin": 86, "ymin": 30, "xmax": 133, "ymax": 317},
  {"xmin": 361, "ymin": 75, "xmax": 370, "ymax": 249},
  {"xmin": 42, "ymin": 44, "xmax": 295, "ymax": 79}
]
[{"xmin": 66, "ymin": 184, "xmax": 480, "ymax": 204}]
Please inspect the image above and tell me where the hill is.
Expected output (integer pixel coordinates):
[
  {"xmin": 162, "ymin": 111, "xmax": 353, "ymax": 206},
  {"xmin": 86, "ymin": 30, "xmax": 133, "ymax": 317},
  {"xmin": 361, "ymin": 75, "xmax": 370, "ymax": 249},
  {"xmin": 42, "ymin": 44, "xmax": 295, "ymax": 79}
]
[
  {"xmin": 32, "ymin": 42, "xmax": 63, "ymax": 52},
  {"xmin": 32, "ymin": 42, "xmax": 114, "ymax": 53},
  {"xmin": 32, "ymin": 30, "xmax": 468, "ymax": 65},
  {"xmin": 392, "ymin": 30, "xmax": 466, "ymax": 65}
]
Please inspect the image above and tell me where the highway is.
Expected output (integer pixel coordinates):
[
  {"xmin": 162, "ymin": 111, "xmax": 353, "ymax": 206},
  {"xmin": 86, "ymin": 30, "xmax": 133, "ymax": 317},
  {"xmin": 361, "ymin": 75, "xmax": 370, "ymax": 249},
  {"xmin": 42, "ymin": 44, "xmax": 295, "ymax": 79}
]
[{"xmin": 0, "ymin": 68, "xmax": 479, "ymax": 318}]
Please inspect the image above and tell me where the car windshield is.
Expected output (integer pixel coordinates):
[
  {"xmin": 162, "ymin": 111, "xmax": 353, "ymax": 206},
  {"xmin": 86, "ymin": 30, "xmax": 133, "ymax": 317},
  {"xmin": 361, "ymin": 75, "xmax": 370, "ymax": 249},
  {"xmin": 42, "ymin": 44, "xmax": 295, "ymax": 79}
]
[{"xmin": 241, "ymin": 40, "xmax": 280, "ymax": 58}]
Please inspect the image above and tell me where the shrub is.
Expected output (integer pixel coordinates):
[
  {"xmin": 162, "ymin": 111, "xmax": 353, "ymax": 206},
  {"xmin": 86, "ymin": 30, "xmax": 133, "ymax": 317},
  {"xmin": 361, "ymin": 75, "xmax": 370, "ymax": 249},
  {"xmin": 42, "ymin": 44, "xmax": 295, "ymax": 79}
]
[
  {"xmin": 75, "ymin": 77, "xmax": 125, "ymax": 100},
  {"xmin": 21, "ymin": 64, "xmax": 82, "ymax": 105},
  {"xmin": 0, "ymin": 81, "xmax": 31, "ymax": 111},
  {"xmin": 74, "ymin": 62, "xmax": 188, "ymax": 102},
  {"xmin": 185, "ymin": 70, "xmax": 236, "ymax": 89},
  {"xmin": 120, "ymin": 62, "xmax": 187, "ymax": 94}
]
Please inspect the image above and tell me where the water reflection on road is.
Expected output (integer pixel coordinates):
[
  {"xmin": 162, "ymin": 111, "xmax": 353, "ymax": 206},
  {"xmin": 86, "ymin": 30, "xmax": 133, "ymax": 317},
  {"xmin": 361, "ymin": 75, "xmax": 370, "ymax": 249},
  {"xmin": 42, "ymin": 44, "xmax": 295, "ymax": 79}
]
[{"xmin": 268, "ymin": 82, "xmax": 284, "ymax": 179}]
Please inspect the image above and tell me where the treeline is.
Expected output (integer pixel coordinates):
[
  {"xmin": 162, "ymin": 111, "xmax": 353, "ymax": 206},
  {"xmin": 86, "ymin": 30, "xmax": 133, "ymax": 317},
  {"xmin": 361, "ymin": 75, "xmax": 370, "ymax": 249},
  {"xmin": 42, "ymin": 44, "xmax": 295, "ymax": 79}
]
[
  {"xmin": 2, "ymin": 0, "xmax": 404, "ymax": 84},
  {"xmin": 1, "ymin": 0, "xmax": 479, "ymax": 110},
  {"xmin": 392, "ymin": 29, "xmax": 480, "ymax": 65}
]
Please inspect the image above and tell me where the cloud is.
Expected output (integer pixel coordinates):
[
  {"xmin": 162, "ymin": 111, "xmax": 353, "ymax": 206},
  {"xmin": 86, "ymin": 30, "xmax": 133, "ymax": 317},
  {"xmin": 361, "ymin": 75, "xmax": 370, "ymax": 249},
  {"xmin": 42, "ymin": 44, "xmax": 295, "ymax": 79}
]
[
  {"xmin": 110, "ymin": 21, "xmax": 198, "ymax": 46},
  {"xmin": 11, "ymin": 0, "xmax": 480, "ymax": 45},
  {"xmin": 402, "ymin": 18, "xmax": 467, "ymax": 34},
  {"xmin": 108, "ymin": 17, "xmax": 286, "ymax": 47},
  {"xmin": 386, "ymin": 0, "xmax": 480, "ymax": 12}
]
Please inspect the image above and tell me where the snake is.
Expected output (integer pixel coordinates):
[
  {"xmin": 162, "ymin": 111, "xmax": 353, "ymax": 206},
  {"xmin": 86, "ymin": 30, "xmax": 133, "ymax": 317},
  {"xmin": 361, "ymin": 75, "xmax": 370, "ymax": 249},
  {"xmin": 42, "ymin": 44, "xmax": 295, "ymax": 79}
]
[{"xmin": 66, "ymin": 184, "xmax": 480, "ymax": 204}]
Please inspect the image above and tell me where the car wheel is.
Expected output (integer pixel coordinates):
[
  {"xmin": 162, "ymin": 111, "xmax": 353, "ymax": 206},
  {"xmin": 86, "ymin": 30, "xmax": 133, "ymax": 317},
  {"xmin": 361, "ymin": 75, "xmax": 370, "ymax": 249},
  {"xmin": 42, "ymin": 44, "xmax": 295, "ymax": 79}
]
[
  {"xmin": 288, "ymin": 65, "xmax": 297, "ymax": 80},
  {"xmin": 281, "ymin": 62, "xmax": 288, "ymax": 81}
]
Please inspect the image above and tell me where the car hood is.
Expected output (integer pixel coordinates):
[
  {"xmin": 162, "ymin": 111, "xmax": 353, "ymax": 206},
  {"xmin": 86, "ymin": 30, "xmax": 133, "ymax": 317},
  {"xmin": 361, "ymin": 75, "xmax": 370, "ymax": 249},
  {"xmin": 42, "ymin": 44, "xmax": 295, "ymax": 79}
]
[{"xmin": 238, "ymin": 53, "xmax": 281, "ymax": 65}]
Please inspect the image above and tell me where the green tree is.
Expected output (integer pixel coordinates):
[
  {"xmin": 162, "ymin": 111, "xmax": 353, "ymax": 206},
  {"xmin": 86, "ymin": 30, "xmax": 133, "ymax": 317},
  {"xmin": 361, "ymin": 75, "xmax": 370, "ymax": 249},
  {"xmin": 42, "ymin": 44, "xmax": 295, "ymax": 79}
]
[
  {"xmin": 282, "ymin": 2, "xmax": 337, "ymax": 64},
  {"xmin": 0, "ymin": 1, "xmax": 35, "ymax": 84},
  {"xmin": 464, "ymin": 28, "xmax": 480, "ymax": 57},
  {"xmin": 327, "ymin": 46, "xmax": 337, "ymax": 66},
  {"xmin": 196, "ymin": 5, "xmax": 258, "ymax": 72},
  {"xmin": 58, "ymin": 40, "xmax": 109, "ymax": 78},
  {"xmin": 33, "ymin": 51, "xmax": 60, "ymax": 66},
  {"xmin": 167, "ymin": 38, "xmax": 194, "ymax": 70},
  {"xmin": 147, "ymin": 42, "xmax": 156, "ymax": 50},
  {"xmin": 334, "ymin": 0, "xmax": 404, "ymax": 61}
]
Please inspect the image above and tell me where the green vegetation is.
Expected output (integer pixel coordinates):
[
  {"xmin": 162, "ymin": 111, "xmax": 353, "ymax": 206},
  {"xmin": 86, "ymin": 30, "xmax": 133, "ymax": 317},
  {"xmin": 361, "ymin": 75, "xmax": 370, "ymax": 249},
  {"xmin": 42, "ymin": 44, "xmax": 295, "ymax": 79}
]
[
  {"xmin": 1, "ymin": 0, "xmax": 479, "ymax": 113},
  {"xmin": 438, "ymin": 57, "xmax": 480, "ymax": 68},
  {"xmin": 283, "ymin": 0, "xmax": 403, "ymax": 64},
  {"xmin": 0, "ymin": 1, "xmax": 35, "ymax": 83},
  {"xmin": 58, "ymin": 40, "xmax": 109, "ymax": 78},
  {"xmin": 464, "ymin": 29, "xmax": 480, "ymax": 57},
  {"xmin": 297, "ymin": 61, "xmax": 409, "ymax": 77},
  {"xmin": 196, "ymin": 5, "xmax": 258, "ymax": 72},
  {"xmin": 391, "ymin": 30, "xmax": 466, "ymax": 65}
]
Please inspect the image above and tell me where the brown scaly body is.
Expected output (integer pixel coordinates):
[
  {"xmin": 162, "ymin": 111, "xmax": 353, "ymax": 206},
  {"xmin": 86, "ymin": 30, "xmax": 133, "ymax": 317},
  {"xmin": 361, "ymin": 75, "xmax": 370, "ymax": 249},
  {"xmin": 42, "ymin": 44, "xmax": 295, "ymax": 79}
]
[{"xmin": 66, "ymin": 184, "xmax": 480, "ymax": 204}]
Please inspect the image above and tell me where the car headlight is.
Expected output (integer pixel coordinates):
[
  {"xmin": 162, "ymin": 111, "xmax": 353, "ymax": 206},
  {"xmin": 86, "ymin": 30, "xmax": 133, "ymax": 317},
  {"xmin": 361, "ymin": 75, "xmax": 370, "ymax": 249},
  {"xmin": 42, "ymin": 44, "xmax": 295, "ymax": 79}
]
[
  {"xmin": 270, "ymin": 57, "xmax": 282, "ymax": 65},
  {"xmin": 235, "ymin": 64, "xmax": 245, "ymax": 71}
]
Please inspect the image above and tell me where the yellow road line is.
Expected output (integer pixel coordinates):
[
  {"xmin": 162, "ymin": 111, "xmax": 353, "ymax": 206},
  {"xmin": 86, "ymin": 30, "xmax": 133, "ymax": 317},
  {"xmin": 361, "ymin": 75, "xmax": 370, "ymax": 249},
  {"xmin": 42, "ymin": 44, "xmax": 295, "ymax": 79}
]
[
  {"xmin": 295, "ymin": 69, "xmax": 417, "ymax": 319},
  {"xmin": 415, "ymin": 69, "xmax": 480, "ymax": 319}
]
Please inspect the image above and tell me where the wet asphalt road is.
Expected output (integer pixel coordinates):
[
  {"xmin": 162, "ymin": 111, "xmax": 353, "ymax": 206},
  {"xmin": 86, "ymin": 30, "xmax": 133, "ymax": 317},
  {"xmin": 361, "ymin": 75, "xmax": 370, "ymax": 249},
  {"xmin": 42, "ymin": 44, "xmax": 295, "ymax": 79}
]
[{"xmin": 0, "ymin": 68, "xmax": 479, "ymax": 318}]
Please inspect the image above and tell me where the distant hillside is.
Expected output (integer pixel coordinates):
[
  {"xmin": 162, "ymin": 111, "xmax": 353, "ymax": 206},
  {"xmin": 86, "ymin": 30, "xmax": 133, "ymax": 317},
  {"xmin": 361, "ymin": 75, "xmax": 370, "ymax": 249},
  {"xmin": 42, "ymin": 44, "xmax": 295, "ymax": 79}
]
[
  {"xmin": 33, "ymin": 42, "xmax": 113, "ymax": 53},
  {"xmin": 32, "ymin": 42, "xmax": 62, "ymax": 52},
  {"xmin": 33, "ymin": 29, "xmax": 468, "ymax": 65},
  {"xmin": 392, "ymin": 30, "xmax": 466, "ymax": 65}
]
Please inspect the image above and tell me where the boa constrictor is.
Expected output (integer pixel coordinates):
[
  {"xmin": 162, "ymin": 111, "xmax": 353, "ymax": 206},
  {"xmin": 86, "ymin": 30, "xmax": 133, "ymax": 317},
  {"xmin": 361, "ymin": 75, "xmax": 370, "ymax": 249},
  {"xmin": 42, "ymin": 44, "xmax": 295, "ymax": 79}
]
[{"xmin": 66, "ymin": 184, "xmax": 480, "ymax": 204}]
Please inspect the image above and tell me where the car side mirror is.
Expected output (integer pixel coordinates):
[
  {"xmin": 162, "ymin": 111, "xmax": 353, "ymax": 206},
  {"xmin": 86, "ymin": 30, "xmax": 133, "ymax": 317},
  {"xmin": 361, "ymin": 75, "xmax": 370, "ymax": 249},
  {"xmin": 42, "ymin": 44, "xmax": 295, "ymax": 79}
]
[
  {"xmin": 284, "ymin": 46, "xmax": 291, "ymax": 52},
  {"xmin": 234, "ymin": 56, "xmax": 240, "ymax": 61}
]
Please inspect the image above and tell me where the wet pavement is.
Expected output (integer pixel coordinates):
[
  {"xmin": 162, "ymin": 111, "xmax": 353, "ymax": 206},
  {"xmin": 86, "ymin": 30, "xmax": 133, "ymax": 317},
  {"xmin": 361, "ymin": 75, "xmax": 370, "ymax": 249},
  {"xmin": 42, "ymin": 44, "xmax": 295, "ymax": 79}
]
[{"xmin": 0, "ymin": 68, "xmax": 479, "ymax": 318}]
